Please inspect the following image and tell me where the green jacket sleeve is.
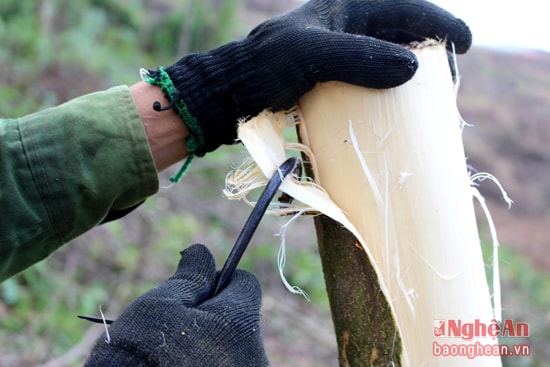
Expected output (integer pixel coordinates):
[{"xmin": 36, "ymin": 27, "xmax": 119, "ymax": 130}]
[{"xmin": 0, "ymin": 86, "xmax": 159, "ymax": 281}]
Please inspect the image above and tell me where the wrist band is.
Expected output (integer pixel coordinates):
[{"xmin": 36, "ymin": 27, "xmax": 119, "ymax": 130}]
[{"xmin": 140, "ymin": 67, "xmax": 205, "ymax": 182}]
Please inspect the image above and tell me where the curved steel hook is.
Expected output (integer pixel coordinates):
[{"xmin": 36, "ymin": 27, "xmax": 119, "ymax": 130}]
[{"xmin": 213, "ymin": 156, "xmax": 300, "ymax": 296}]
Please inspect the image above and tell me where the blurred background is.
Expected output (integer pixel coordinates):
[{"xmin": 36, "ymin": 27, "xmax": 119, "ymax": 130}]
[{"xmin": 0, "ymin": 1, "xmax": 548, "ymax": 366}]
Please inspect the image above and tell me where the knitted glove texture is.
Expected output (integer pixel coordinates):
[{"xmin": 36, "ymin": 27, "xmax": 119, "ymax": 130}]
[
  {"xmin": 84, "ymin": 244, "xmax": 268, "ymax": 367},
  {"xmin": 146, "ymin": 0, "xmax": 472, "ymax": 156}
]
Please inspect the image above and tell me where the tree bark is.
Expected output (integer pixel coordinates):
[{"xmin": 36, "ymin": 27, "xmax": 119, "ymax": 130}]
[{"xmin": 314, "ymin": 215, "xmax": 402, "ymax": 367}]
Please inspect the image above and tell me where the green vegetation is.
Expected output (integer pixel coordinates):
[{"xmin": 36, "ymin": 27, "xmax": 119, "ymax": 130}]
[
  {"xmin": 481, "ymin": 241, "xmax": 550, "ymax": 367},
  {"xmin": 0, "ymin": 0, "xmax": 242, "ymax": 117}
]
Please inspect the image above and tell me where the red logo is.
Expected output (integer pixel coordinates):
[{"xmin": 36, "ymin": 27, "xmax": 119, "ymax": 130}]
[{"xmin": 434, "ymin": 319, "xmax": 446, "ymax": 337}]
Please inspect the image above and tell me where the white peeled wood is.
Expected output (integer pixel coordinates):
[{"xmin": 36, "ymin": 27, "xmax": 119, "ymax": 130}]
[
  {"xmin": 230, "ymin": 42, "xmax": 501, "ymax": 366},
  {"xmin": 297, "ymin": 43, "xmax": 500, "ymax": 366}
]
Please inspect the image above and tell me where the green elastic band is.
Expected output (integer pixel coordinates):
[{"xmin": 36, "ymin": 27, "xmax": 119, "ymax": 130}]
[{"xmin": 143, "ymin": 67, "xmax": 205, "ymax": 183}]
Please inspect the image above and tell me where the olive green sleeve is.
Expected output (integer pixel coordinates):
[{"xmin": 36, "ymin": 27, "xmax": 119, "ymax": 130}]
[{"xmin": 0, "ymin": 86, "xmax": 159, "ymax": 281}]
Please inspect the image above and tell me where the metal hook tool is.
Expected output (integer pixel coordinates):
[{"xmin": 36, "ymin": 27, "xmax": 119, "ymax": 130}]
[
  {"xmin": 78, "ymin": 157, "xmax": 300, "ymax": 324},
  {"xmin": 213, "ymin": 156, "xmax": 300, "ymax": 296}
]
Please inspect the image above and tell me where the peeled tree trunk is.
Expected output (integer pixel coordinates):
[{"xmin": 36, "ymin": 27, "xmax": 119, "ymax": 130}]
[{"xmin": 226, "ymin": 42, "xmax": 502, "ymax": 366}]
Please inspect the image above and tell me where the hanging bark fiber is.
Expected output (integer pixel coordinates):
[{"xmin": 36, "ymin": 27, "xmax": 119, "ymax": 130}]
[{"xmin": 226, "ymin": 41, "xmax": 502, "ymax": 366}]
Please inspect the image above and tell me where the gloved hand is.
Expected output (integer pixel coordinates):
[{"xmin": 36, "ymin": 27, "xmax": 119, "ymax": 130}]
[
  {"xmin": 84, "ymin": 244, "xmax": 268, "ymax": 367},
  {"xmin": 143, "ymin": 0, "xmax": 472, "ymax": 158}
]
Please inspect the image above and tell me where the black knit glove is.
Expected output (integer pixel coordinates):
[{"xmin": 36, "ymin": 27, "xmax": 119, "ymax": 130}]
[
  {"xmin": 84, "ymin": 244, "xmax": 268, "ymax": 367},
  {"xmin": 143, "ymin": 0, "xmax": 472, "ymax": 160}
]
